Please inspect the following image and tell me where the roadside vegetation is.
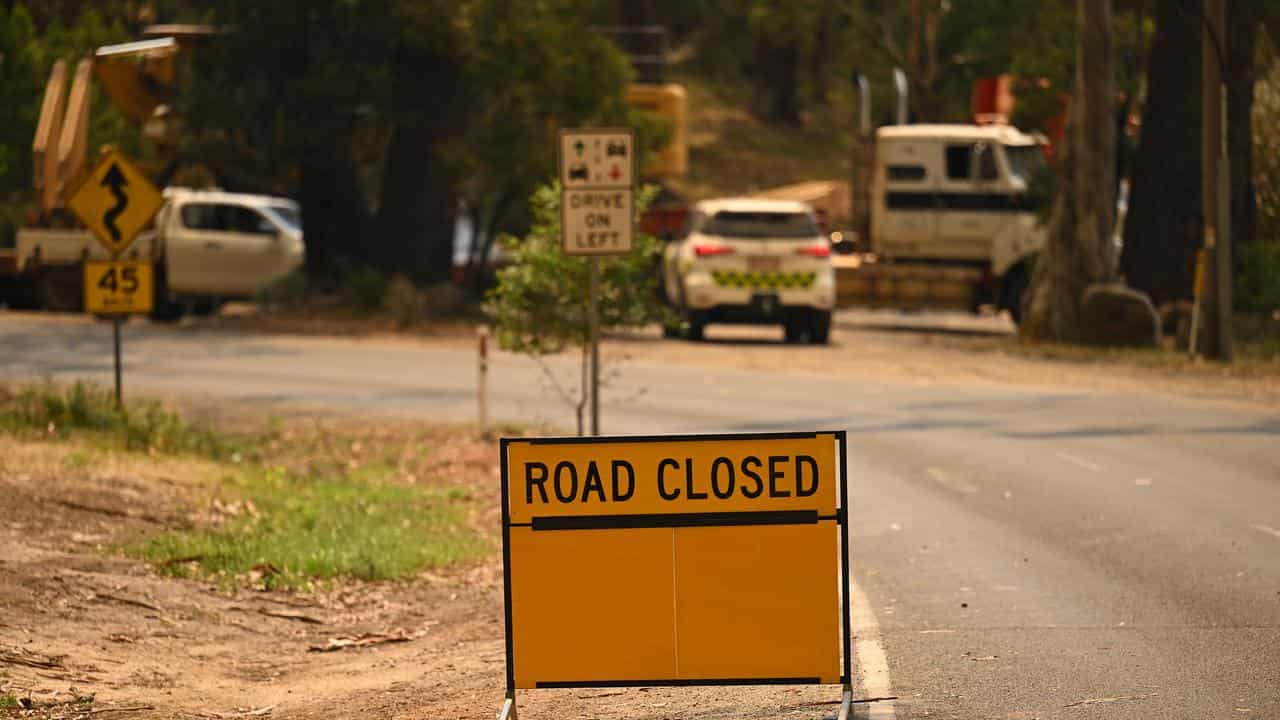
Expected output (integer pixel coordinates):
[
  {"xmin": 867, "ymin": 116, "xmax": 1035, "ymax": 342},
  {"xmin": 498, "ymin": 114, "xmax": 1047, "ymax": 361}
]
[{"xmin": 0, "ymin": 382, "xmax": 492, "ymax": 591}]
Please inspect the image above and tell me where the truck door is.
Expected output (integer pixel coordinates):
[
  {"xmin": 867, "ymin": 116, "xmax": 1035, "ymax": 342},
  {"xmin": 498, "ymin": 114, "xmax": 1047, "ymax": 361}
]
[
  {"xmin": 873, "ymin": 139, "xmax": 937, "ymax": 258},
  {"xmin": 167, "ymin": 202, "xmax": 278, "ymax": 297},
  {"xmin": 935, "ymin": 142, "xmax": 1010, "ymax": 260}
]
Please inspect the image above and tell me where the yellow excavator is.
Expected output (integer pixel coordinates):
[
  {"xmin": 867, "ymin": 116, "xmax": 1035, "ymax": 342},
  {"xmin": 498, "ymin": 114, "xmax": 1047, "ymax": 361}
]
[{"xmin": 2, "ymin": 25, "xmax": 215, "ymax": 309}]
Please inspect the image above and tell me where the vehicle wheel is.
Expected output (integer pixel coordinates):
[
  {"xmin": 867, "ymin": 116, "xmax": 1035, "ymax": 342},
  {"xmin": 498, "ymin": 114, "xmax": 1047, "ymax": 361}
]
[
  {"xmin": 662, "ymin": 322, "xmax": 681, "ymax": 339},
  {"xmin": 191, "ymin": 299, "xmax": 222, "ymax": 317},
  {"xmin": 809, "ymin": 310, "xmax": 832, "ymax": 344},
  {"xmin": 684, "ymin": 311, "xmax": 706, "ymax": 342},
  {"xmin": 1000, "ymin": 265, "xmax": 1029, "ymax": 324},
  {"xmin": 149, "ymin": 266, "xmax": 185, "ymax": 323},
  {"xmin": 784, "ymin": 320, "xmax": 805, "ymax": 343},
  {"xmin": 36, "ymin": 267, "xmax": 83, "ymax": 312}
]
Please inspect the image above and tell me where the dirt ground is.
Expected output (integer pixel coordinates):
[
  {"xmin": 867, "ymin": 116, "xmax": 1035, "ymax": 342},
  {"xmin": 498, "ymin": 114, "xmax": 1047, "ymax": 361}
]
[{"xmin": 0, "ymin": 420, "xmax": 842, "ymax": 720}]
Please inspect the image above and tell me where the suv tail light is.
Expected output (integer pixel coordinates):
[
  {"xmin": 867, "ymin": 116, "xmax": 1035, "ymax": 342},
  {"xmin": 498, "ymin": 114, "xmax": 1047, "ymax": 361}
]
[
  {"xmin": 694, "ymin": 243, "xmax": 735, "ymax": 257},
  {"xmin": 797, "ymin": 244, "xmax": 831, "ymax": 258}
]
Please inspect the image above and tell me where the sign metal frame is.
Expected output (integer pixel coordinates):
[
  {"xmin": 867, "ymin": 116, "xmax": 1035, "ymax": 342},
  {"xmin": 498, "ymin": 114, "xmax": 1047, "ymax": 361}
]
[{"xmin": 497, "ymin": 430, "xmax": 853, "ymax": 718}]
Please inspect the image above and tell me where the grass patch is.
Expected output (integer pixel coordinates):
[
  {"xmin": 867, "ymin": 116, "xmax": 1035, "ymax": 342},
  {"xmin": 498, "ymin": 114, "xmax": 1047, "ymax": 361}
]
[
  {"xmin": 134, "ymin": 463, "xmax": 485, "ymax": 589},
  {"xmin": 0, "ymin": 694, "xmax": 19, "ymax": 711},
  {"xmin": 0, "ymin": 381, "xmax": 256, "ymax": 461}
]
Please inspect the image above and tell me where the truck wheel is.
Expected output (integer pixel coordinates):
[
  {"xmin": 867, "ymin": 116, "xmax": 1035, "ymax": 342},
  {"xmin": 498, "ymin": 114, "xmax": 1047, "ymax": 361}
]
[
  {"xmin": 36, "ymin": 267, "xmax": 83, "ymax": 312},
  {"xmin": 149, "ymin": 266, "xmax": 185, "ymax": 323},
  {"xmin": 809, "ymin": 310, "xmax": 832, "ymax": 344},
  {"xmin": 1000, "ymin": 265, "xmax": 1029, "ymax": 324},
  {"xmin": 784, "ymin": 319, "xmax": 806, "ymax": 343},
  {"xmin": 684, "ymin": 311, "xmax": 707, "ymax": 342}
]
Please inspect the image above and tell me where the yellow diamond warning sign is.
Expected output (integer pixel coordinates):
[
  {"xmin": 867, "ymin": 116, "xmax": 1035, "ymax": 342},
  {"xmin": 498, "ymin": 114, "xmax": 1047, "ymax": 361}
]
[
  {"xmin": 68, "ymin": 150, "xmax": 163, "ymax": 257},
  {"xmin": 499, "ymin": 431, "xmax": 850, "ymax": 696}
]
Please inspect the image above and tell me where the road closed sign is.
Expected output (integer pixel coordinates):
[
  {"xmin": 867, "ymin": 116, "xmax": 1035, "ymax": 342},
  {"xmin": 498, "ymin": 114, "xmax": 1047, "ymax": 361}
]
[
  {"xmin": 558, "ymin": 128, "xmax": 634, "ymax": 256},
  {"xmin": 499, "ymin": 431, "xmax": 851, "ymax": 702}
]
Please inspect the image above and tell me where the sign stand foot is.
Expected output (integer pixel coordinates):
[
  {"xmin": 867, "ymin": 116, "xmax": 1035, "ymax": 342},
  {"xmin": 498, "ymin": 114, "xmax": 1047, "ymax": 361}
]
[
  {"xmin": 837, "ymin": 684, "xmax": 852, "ymax": 720},
  {"xmin": 497, "ymin": 690, "xmax": 517, "ymax": 720}
]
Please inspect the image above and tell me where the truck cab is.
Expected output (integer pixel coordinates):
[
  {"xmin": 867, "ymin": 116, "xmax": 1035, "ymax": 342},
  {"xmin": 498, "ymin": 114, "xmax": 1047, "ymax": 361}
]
[
  {"xmin": 868, "ymin": 124, "xmax": 1047, "ymax": 315},
  {"xmin": 152, "ymin": 188, "xmax": 304, "ymax": 300}
]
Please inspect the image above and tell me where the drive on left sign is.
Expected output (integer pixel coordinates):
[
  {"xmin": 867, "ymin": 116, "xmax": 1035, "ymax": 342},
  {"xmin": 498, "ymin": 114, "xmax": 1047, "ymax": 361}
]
[{"xmin": 68, "ymin": 150, "xmax": 163, "ymax": 257}]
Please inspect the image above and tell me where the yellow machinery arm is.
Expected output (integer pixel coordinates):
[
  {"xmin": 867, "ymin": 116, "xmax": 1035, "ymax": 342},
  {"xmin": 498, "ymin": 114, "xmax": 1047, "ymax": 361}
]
[{"xmin": 30, "ymin": 25, "xmax": 214, "ymax": 216}]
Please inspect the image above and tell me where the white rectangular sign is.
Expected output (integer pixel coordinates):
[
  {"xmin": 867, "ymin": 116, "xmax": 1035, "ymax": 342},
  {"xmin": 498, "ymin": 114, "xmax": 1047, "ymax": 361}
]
[
  {"xmin": 562, "ymin": 189, "xmax": 633, "ymax": 255},
  {"xmin": 560, "ymin": 129, "xmax": 634, "ymax": 189}
]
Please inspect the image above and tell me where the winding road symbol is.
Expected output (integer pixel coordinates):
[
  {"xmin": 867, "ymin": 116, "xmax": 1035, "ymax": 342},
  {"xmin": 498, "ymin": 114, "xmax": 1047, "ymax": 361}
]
[{"xmin": 100, "ymin": 163, "xmax": 129, "ymax": 245}]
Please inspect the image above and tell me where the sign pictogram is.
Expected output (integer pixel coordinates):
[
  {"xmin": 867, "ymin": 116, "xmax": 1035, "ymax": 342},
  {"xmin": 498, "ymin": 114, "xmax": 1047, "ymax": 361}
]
[{"xmin": 67, "ymin": 150, "xmax": 163, "ymax": 257}]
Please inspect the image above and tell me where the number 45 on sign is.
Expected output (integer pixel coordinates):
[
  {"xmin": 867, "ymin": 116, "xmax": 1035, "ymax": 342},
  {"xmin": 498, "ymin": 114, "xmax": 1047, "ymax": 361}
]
[{"xmin": 84, "ymin": 260, "xmax": 154, "ymax": 315}]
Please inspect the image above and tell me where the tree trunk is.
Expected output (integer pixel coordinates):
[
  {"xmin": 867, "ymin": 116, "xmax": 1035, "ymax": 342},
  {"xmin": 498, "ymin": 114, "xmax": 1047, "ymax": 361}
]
[
  {"xmin": 752, "ymin": 35, "xmax": 802, "ymax": 125},
  {"xmin": 300, "ymin": 153, "xmax": 368, "ymax": 287},
  {"xmin": 1226, "ymin": 0, "xmax": 1262, "ymax": 309},
  {"xmin": 373, "ymin": 37, "xmax": 465, "ymax": 285},
  {"xmin": 1022, "ymin": 0, "xmax": 1115, "ymax": 341},
  {"xmin": 1119, "ymin": 0, "xmax": 1202, "ymax": 306},
  {"xmin": 375, "ymin": 121, "xmax": 458, "ymax": 284}
]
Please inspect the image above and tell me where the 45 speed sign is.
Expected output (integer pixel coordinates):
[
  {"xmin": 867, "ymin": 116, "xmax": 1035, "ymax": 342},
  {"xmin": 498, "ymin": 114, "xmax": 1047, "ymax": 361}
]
[{"xmin": 84, "ymin": 260, "xmax": 154, "ymax": 315}]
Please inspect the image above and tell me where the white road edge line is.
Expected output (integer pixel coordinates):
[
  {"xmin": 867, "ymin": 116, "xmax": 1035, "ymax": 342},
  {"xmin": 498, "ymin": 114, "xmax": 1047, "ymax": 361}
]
[
  {"xmin": 848, "ymin": 573, "xmax": 896, "ymax": 719},
  {"xmin": 1056, "ymin": 451, "xmax": 1102, "ymax": 472},
  {"xmin": 1250, "ymin": 523, "xmax": 1280, "ymax": 540}
]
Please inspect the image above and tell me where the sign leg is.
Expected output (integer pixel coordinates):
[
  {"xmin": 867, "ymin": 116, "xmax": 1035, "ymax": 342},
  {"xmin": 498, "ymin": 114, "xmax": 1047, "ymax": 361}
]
[
  {"xmin": 112, "ymin": 316, "xmax": 123, "ymax": 409},
  {"xmin": 498, "ymin": 690, "xmax": 517, "ymax": 720},
  {"xmin": 838, "ymin": 684, "xmax": 852, "ymax": 720},
  {"xmin": 588, "ymin": 257, "xmax": 600, "ymax": 436}
]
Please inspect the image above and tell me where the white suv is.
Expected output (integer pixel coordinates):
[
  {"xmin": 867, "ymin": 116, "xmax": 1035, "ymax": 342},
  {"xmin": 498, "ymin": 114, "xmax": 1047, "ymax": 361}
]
[{"xmin": 662, "ymin": 198, "xmax": 835, "ymax": 343}]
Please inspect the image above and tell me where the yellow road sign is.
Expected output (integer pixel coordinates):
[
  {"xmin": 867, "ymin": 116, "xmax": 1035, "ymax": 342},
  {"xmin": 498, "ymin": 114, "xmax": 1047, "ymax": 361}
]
[
  {"xmin": 84, "ymin": 260, "xmax": 154, "ymax": 315},
  {"xmin": 500, "ymin": 431, "xmax": 850, "ymax": 693},
  {"xmin": 67, "ymin": 150, "xmax": 163, "ymax": 256}
]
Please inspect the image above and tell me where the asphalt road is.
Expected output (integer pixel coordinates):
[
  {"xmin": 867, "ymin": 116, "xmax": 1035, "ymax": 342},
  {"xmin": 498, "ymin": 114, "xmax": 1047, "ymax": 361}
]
[{"xmin": 2, "ymin": 311, "xmax": 1278, "ymax": 719}]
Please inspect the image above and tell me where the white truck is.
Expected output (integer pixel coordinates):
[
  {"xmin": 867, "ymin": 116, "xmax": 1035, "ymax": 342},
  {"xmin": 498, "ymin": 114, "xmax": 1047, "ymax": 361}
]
[
  {"xmin": 662, "ymin": 198, "xmax": 836, "ymax": 343},
  {"xmin": 839, "ymin": 123, "xmax": 1048, "ymax": 321},
  {"xmin": 1, "ymin": 188, "xmax": 305, "ymax": 318}
]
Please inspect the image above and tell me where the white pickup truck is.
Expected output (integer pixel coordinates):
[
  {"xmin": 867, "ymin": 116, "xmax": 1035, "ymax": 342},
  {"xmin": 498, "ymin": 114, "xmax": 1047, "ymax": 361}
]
[{"xmin": 1, "ymin": 188, "xmax": 304, "ymax": 318}]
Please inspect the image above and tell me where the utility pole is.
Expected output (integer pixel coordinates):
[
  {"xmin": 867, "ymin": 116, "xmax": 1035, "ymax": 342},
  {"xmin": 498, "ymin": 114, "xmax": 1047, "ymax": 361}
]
[{"xmin": 1201, "ymin": 0, "xmax": 1234, "ymax": 361}]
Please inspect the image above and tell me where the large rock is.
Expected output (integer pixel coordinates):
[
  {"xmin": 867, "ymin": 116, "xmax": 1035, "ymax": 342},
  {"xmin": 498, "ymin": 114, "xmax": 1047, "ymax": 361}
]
[{"xmin": 1079, "ymin": 283, "xmax": 1161, "ymax": 347}]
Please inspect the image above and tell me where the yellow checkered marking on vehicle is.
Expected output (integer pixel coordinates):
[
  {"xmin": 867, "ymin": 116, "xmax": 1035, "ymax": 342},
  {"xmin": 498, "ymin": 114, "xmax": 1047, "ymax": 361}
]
[{"xmin": 711, "ymin": 270, "xmax": 817, "ymax": 289}]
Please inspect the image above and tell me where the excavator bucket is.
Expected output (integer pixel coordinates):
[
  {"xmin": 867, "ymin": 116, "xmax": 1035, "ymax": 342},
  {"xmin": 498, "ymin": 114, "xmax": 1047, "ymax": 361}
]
[{"xmin": 92, "ymin": 37, "xmax": 179, "ymax": 127}]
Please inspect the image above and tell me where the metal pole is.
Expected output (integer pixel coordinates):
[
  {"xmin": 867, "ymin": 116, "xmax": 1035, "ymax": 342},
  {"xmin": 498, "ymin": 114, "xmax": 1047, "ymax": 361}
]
[
  {"xmin": 477, "ymin": 326, "xmax": 489, "ymax": 433},
  {"xmin": 112, "ymin": 316, "xmax": 123, "ymax": 408},
  {"xmin": 1216, "ymin": 91, "xmax": 1235, "ymax": 361},
  {"xmin": 1201, "ymin": 0, "xmax": 1228, "ymax": 360},
  {"xmin": 588, "ymin": 257, "xmax": 600, "ymax": 436}
]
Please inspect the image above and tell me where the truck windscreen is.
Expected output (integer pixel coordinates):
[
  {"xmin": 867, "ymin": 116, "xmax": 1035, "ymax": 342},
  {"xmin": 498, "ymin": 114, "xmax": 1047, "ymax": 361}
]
[
  {"xmin": 1005, "ymin": 145, "xmax": 1047, "ymax": 184},
  {"xmin": 701, "ymin": 212, "xmax": 818, "ymax": 239}
]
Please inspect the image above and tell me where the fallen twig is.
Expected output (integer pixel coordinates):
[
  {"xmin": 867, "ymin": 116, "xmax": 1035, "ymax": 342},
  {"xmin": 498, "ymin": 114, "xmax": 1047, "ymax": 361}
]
[
  {"xmin": 88, "ymin": 705, "xmax": 156, "ymax": 715},
  {"xmin": 1065, "ymin": 693, "xmax": 1157, "ymax": 708},
  {"xmin": 308, "ymin": 629, "xmax": 425, "ymax": 652},
  {"xmin": 0, "ymin": 646, "xmax": 66, "ymax": 669},
  {"xmin": 94, "ymin": 592, "xmax": 163, "ymax": 613},
  {"xmin": 576, "ymin": 691, "xmax": 625, "ymax": 699},
  {"xmin": 50, "ymin": 499, "xmax": 167, "ymax": 525},
  {"xmin": 259, "ymin": 608, "xmax": 324, "ymax": 624},
  {"xmin": 157, "ymin": 554, "xmax": 205, "ymax": 567}
]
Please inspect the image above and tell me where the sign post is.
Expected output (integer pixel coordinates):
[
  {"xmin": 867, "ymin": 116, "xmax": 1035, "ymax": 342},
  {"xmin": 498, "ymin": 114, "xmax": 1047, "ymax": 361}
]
[
  {"xmin": 558, "ymin": 128, "xmax": 635, "ymax": 436},
  {"xmin": 498, "ymin": 431, "xmax": 853, "ymax": 719},
  {"xmin": 67, "ymin": 150, "xmax": 163, "ymax": 408}
]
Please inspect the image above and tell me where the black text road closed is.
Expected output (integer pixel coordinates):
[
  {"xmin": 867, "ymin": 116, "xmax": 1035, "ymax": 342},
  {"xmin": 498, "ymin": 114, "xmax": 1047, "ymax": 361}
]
[{"xmin": 500, "ymin": 431, "xmax": 851, "ymax": 693}]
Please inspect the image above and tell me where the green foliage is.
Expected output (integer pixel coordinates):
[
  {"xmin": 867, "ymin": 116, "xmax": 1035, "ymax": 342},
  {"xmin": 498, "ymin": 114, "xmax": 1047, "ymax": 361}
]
[
  {"xmin": 0, "ymin": 3, "xmax": 136, "ymax": 246},
  {"xmin": 256, "ymin": 269, "xmax": 309, "ymax": 310},
  {"xmin": 0, "ymin": 381, "xmax": 250, "ymax": 460},
  {"xmin": 135, "ymin": 464, "xmax": 484, "ymax": 589},
  {"xmin": 1247, "ymin": 62, "xmax": 1280, "ymax": 313},
  {"xmin": 340, "ymin": 265, "xmax": 389, "ymax": 313},
  {"xmin": 484, "ymin": 183, "xmax": 670, "ymax": 356}
]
